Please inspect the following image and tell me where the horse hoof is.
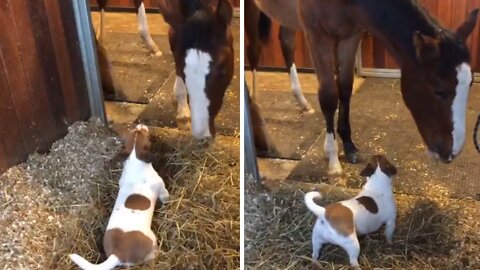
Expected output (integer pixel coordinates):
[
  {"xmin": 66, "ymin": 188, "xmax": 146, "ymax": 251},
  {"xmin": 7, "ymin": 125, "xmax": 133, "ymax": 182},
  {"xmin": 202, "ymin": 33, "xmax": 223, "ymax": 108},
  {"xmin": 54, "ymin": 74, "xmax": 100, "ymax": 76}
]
[
  {"xmin": 303, "ymin": 108, "xmax": 315, "ymax": 115},
  {"xmin": 344, "ymin": 152, "xmax": 362, "ymax": 164},
  {"xmin": 176, "ymin": 117, "xmax": 190, "ymax": 130},
  {"xmin": 328, "ymin": 163, "xmax": 343, "ymax": 175}
]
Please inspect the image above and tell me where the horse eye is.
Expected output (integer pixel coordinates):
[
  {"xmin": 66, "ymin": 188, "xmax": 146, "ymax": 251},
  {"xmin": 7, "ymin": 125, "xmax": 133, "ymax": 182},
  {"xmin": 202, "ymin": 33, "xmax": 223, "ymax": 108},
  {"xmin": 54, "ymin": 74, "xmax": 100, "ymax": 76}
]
[{"xmin": 434, "ymin": 89, "xmax": 448, "ymax": 99}]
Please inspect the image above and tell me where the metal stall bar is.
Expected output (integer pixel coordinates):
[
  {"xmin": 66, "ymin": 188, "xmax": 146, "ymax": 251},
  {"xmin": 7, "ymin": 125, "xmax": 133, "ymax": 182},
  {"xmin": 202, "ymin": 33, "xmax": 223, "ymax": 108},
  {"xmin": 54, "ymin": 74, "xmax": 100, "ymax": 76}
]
[
  {"xmin": 244, "ymin": 81, "xmax": 261, "ymax": 183},
  {"xmin": 72, "ymin": 0, "xmax": 107, "ymax": 123}
]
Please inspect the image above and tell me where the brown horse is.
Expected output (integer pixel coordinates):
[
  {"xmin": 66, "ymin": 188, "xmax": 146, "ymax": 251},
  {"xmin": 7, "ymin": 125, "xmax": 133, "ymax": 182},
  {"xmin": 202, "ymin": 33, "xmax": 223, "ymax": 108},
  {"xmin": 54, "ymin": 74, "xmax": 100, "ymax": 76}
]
[
  {"xmin": 156, "ymin": 0, "xmax": 234, "ymax": 139},
  {"xmin": 255, "ymin": 0, "xmax": 478, "ymax": 176},
  {"xmin": 95, "ymin": 0, "xmax": 162, "ymax": 56}
]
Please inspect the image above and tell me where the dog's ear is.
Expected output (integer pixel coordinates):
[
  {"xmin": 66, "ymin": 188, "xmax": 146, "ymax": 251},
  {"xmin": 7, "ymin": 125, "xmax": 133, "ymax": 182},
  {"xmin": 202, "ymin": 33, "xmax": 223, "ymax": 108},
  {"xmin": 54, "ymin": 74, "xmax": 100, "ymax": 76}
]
[
  {"xmin": 360, "ymin": 162, "xmax": 376, "ymax": 177},
  {"xmin": 378, "ymin": 155, "xmax": 397, "ymax": 177}
]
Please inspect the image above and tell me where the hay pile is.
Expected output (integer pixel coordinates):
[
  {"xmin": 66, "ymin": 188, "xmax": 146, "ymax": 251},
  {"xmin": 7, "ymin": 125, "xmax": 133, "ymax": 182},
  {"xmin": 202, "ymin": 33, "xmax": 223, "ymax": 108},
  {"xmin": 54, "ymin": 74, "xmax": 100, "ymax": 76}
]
[
  {"xmin": 245, "ymin": 178, "xmax": 480, "ymax": 269},
  {"xmin": 0, "ymin": 119, "xmax": 239, "ymax": 269}
]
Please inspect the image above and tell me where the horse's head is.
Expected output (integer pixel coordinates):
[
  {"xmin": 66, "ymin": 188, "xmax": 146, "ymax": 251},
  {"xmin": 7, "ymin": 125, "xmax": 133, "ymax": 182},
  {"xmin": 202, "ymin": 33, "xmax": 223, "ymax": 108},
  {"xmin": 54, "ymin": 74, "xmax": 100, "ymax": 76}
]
[
  {"xmin": 401, "ymin": 9, "xmax": 478, "ymax": 163},
  {"xmin": 157, "ymin": 0, "xmax": 234, "ymax": 139}
]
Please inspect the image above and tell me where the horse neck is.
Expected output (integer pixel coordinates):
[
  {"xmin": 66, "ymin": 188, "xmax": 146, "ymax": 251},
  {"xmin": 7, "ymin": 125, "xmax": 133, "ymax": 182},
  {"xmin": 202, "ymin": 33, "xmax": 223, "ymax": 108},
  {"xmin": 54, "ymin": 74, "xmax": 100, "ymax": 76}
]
[{"xmin": 358, "ymin": 0, "xmax": 442, "ymax": 67}]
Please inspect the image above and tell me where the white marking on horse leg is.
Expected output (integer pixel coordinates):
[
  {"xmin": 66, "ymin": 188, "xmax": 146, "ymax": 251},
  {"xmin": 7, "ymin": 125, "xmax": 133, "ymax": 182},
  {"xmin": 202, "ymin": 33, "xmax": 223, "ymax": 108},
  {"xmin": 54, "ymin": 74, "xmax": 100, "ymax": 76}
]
[
  {"xmin": 324, "ymin": 132, "xmax": 342, "ymax": 174},
  {"xmin": 251, "ymin": 69, "xmax": 257, "ymax": 101},
  {"xmin": 174, "ymin": 76, "xmax": 190, "ymax": 119},
  {"xmin": 451, "ymin": 63, "xmax": 472, "ymax": 157},
  {"xmin": 290, "ymin": 63, "xmax": 314, "ymax": 114},
  {"xmin": 97, "ymin": 8, "xmax": 105, "ymax": 41},
  {"xmin": 137, "ymin": 2, "xmax": 162, "ymax": 56},
  {"xmin": 184, "ymin": 49, "xmax": 212, "ymax": 139}
]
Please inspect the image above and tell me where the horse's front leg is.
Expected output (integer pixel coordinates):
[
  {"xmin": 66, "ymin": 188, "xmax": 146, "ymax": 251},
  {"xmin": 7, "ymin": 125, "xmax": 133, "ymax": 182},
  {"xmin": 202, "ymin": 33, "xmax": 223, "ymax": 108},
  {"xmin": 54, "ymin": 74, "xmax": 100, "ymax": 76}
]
[
  {"xmin": 245, "ymin": 0, "xmax": 263, "ymax": 101},
  {"xmin": 173, "ymin": 75, "xmax": 191, "ymax": 130},
  {"xmin": 279, "ymin": 26, "xmax": 314, "ymax": 114},
  {"xmin": 335, "ymin": 32, "xmax": 363, "ymax": 163},
  {"xmin": 300, "ymin": 19, "xmax": 342, "ymax": 174}
]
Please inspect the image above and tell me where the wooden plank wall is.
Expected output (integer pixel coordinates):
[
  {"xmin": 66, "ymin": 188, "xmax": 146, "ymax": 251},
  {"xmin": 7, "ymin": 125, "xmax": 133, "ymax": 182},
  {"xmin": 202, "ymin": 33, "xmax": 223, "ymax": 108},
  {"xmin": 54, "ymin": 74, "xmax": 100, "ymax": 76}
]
[
  {"xmin": 89, "ymin": 0, "xmax": 240, "ymax": 9},
  {"xmin": 0, "ymin": 0, "xmax": 91, "ymax": 175},
  {"xmin": 251, "ymin": 0, "xmax": 480, "ymax": 71}
]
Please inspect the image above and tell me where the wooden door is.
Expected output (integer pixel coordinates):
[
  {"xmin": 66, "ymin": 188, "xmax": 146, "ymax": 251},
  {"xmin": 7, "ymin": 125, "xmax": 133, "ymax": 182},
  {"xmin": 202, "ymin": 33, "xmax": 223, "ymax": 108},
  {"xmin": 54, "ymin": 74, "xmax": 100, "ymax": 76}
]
[
  {"xmin": 0, "ymin": 0, "xmax": 91, "ymax": 174},
  {"xmin": 89, "ymin": 0, "xmax": 240, "ymax": 9},
  {"xmin": 251, "ymin": 0, "xmax": 480, "ymax": 73}
]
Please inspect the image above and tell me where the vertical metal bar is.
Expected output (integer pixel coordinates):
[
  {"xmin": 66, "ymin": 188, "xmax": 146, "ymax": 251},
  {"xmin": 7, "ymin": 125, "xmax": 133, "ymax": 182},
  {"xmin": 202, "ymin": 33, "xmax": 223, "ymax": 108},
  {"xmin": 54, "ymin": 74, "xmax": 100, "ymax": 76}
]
[
  {"xmin": 244, "ymin": 81, "xmax": 261, "ymax": 183},
  {"xmin": 72, "ymin": 0, "xmax": 107, "ymax": 123}
]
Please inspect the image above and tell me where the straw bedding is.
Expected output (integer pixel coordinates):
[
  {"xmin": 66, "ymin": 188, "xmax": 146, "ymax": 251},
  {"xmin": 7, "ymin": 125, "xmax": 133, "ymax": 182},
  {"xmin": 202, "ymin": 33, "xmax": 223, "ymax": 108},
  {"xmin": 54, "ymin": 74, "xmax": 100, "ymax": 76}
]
[
  {"xmin": 245, "ymin": 177, "xmax": 480, "ymax": 270},
  {"xmin": 0, "ymin": 119, "xmax": 239, "ymax": 269}
]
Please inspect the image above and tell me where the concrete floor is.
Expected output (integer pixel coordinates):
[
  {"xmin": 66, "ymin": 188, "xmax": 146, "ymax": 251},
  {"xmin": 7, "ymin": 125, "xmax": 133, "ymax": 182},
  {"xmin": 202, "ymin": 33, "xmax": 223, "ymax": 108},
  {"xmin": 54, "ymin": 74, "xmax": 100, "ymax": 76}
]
[{"xmin": 251, "ymin": 72, "xmax": 480, "ymax": 200}]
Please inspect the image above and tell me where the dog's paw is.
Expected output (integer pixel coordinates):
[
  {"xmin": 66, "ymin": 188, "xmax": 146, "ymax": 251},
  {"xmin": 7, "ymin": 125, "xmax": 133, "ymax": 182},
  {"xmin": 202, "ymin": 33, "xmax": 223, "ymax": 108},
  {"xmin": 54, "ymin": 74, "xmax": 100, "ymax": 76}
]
[{"xmin": 159, "ymin": 193, "xmax": 170, "ymax": 204}]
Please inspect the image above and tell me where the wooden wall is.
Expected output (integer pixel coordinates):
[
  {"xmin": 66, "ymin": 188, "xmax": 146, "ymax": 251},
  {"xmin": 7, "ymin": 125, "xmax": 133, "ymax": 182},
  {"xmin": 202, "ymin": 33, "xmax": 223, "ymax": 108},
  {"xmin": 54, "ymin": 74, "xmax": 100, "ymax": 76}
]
[
  {"xmin": 0, "ymin": 0, "xmax": 91, "ymax": 175},
  {"xmin": 89, "ymin": 0, "xmax": 240, "ymax": 9},
  {"xmin": 252, "ymin": 0, "xmax": 480, "ymax": 71}
]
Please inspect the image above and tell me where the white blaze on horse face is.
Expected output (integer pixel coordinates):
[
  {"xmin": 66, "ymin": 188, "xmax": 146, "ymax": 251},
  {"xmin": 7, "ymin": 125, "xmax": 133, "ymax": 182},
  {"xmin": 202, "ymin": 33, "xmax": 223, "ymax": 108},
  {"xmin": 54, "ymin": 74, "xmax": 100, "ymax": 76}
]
[
  {"xmin": 289, "ymin": 63, "xmax": 314, "ymax": 114},
  {"xmin": 451, "ymin": 63, "xmax": 472, "ymax": 157},
  {"xmin": 324, "ymin": 133, "xmax": 342, "ymax": 174},
  {"xmin": 184, "ymin": 49, "xmax": 212, "ymax": 139}
]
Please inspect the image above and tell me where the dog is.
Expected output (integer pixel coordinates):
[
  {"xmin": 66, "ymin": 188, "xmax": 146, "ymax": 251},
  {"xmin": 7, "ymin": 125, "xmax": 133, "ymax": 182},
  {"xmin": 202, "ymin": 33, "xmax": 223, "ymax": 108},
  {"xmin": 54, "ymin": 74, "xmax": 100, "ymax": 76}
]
[
  {"xmin": 69, "ymin": 124, "xmax": 170, "ymax": 270},
  {"xmin": 305, "ymin": 155, "xmax": 397, "ymax": 270}
]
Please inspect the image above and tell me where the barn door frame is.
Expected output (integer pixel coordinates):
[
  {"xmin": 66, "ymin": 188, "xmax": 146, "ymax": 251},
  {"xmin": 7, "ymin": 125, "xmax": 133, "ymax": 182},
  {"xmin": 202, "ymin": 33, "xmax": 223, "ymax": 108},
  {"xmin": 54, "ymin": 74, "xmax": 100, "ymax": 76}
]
[{"xmin": 73, "ymin": 0, "xmax": 107, "ymax": 123}]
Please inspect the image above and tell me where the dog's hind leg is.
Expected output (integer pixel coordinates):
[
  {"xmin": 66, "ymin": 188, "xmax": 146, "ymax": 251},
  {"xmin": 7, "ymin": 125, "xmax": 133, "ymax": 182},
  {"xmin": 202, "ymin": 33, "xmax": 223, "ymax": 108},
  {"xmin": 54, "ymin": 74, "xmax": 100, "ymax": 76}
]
[
  {"xmin": 339, "ymin": 235, "xmax": 361, "ymax": 270},
  {"xmin": 385, "ymin": 218, "xmax": 396, "ymax": 244},
  {"xmin": 311, "ymin": 234, "xmax": 324, "ymax": 260}
]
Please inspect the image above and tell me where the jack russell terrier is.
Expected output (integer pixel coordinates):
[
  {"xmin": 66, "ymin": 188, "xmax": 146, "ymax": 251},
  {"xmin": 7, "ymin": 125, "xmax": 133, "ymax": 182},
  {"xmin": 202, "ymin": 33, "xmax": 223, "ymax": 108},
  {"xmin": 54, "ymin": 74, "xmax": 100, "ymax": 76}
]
[
  {"xmin": 69, "ymin": 124, "xmax": 170, "ymax": 270},
  {"xmin": 305, "ymin": 155, "xmax": 397, "ymax": 270}
]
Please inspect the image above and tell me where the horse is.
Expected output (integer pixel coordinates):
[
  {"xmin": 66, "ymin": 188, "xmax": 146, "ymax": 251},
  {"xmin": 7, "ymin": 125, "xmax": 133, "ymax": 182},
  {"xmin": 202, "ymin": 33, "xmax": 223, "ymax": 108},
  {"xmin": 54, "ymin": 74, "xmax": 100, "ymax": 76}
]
[
  {"xmin": 254, "ymin": 0, "xmax": 478, "ymax": 175},
  {"xmin": 95, "ymin": 0, "xmax": 162, "ymax": 56},
  {"xmin": 155, "ymin": 0, "xmax": 234, "ymax": 139},
  {"xmin": 245, "ymin": 0, "xmax": 314, "ymax": 114}
]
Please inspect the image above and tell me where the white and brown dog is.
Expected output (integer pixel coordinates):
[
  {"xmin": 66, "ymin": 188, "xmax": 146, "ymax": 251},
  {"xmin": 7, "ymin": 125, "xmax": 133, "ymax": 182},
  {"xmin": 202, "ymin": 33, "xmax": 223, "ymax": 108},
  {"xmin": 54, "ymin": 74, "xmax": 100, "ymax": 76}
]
[
  {"xmin": 305, "ymin": 155, "xmax": 397, "ymax": 270},
  {"xmin": 69, "ymin": 124, "xmax": 169, "ymax": 270}
]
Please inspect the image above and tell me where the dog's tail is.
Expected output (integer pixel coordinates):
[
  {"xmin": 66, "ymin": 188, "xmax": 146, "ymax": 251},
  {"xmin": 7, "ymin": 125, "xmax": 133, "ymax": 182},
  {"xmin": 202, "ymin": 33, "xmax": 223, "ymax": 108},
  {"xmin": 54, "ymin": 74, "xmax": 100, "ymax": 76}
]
[
  {"xmin": 69, "ymin": 253, "xmax": 120, "ymax": 270},
  {"xmin": 304, "ymin": 191, "xmax": 325, "ymax": 217}
]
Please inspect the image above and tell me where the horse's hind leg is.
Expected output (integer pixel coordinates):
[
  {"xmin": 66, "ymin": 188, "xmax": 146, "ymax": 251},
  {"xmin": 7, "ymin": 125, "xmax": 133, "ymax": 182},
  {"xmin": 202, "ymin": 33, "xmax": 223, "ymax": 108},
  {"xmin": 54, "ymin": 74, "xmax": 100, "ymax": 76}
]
[
  {"xmin": 279, "ymin": 26, "xmax": 314, "ymax": 114},
  {"xmin": 134, "ymin": 0, "xmax": 162, "ymax": 56},
  {"xmin": 335, "ymin": 32, "xmax": 363, "ymax": 163},
  {"xmin": 97, "ymin": 0, "xmax": 107, "ymax": 42},
  {"xmin": 300, "ymin": 17, "xmax": 342, "ymax": 174}
]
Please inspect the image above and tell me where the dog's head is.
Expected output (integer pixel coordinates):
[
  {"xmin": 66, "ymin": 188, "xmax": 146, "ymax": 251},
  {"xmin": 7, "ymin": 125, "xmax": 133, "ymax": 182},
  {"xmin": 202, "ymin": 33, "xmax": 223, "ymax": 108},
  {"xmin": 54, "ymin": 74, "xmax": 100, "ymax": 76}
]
[
  {"xmin": 360, "ymin": 155, "xmax": 397, "ymax": 178},
  {"xmin": 119, "ymin": 124, "xmax": 154, "ymax": 163}
]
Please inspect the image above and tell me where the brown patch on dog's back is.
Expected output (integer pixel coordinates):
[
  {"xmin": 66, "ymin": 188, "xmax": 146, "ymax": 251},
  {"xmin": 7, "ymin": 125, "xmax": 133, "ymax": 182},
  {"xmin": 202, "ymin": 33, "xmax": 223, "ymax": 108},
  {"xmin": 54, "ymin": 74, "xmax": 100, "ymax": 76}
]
[
  {"xmin": 103, "ymin": 228, "xmax": 154, "ymax": 263},
  {"xmin": 325, "ymin": 203, "xmax": 354, "ymax": 236},
  {"xmin": 125, "ymin": 194, "xmax": 151, "ymax": 210},
  {"xmin": 356, "ymin": 196, "xmax": 378, "ymax": 214}
]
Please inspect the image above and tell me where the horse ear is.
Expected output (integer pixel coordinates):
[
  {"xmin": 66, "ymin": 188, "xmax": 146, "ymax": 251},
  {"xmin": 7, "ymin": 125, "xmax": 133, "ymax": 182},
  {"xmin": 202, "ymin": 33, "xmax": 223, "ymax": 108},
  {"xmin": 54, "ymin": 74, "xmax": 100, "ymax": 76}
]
[
  {"xmin": 216, "ymin": 0, "xmax": 233, "ymax": 25},
  {"xmin": 457, "ymin": 9, "xmax": 479, "ymax": 41},
  {"xmin": 413, "ymin": 31, "xmax": 440, "ymax": 63}
]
